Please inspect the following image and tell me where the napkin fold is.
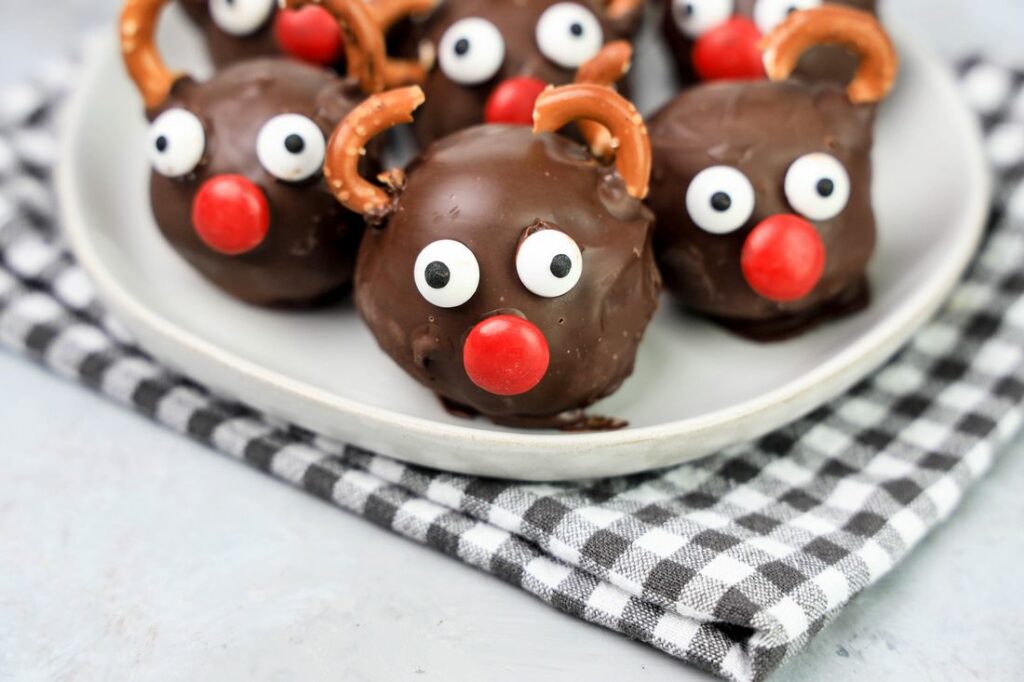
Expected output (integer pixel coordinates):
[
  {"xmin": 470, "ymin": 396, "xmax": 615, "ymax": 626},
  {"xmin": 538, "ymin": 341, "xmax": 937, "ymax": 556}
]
[{"xmin": 1, "ymin": 57, "xmax": 1023, "ymax": 681}]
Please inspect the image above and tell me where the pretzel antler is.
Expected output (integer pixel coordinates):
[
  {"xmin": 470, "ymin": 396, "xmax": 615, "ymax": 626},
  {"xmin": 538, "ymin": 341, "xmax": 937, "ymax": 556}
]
[
  {"xmin": 366, "ymin": 0, "xmax": 437, "ymax": 86},
  {"xmin": 324, "ymin": 86, "xmax": 425, "ymax": 217},
  {"xmin": 533, "ymin": 84, "xmax": 651, "ymax": 200},
  {"xmin": 120, "ymin": 0, "xmax": 181, "ymax": 109},
  {"xmin": 761, "ymin": 6, "xmax": 898, "ymax": 104},
  {"xmin": 280, "ymin": 0, "xmax": 428, "ymax": 92},
  {"xmin": 574, "ymin": 40, "xmax": 632, "ymax": 161},
  {"xmin": 604, "ymin": 0, "xmax": 642, "ymax": 21}
]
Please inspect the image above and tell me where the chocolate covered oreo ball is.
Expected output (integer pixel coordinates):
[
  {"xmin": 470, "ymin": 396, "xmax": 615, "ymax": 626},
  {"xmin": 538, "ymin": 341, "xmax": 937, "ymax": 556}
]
[
  {"xmin": 325, "ymin": 85, "xmax": 660, "ymax": 429},
  {"xmin": 661, "ymin": 0, "xmax": 877, "ymax": 85},
  {"xmin": 178, "ymin": 0, "xmax": 432, "ymax": 70},
  {"xmin": 411, "ymin": 0, "xmax": 643, "ymax": 146},
  {"xmin": 179, "ymin": 0, "xmax": 355, "ymax": 68},
  {"xmin": 121, "ymin": 0, "xmax": 427, "ymax": 306},
  {"xmin": 647, "ymin": 7, "xmax": 898, "ymax": 340}
]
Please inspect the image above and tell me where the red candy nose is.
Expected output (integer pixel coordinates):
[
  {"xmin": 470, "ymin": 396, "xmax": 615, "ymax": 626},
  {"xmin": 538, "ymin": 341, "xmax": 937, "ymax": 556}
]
[
  {"xmin": 274, "ymin": 5, "xmax": 345, "ymax": 66},
  {"xmin": 192, "ymin": 175, "xmax": 270, "ymax": 256},
  {"xmin": 463, "ymin": 315, "xmax": 551, "ymax": 396},
  {"xmin": 484, "ymin": 77, "xmax": 550, "ymax": 125},
  {"xmin": 692, "ymin": 17, "xmax": 765, "ymax": 82},
  {"xmin": 741, "ymin": 215, "xmax": 826, "ymax": 302}
]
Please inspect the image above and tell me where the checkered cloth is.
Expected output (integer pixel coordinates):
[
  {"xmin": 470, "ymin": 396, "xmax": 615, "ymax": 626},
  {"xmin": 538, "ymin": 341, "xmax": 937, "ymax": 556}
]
[{"xmin": 2, "ymin": 57, "xmax": 1023, "ymax": 682}]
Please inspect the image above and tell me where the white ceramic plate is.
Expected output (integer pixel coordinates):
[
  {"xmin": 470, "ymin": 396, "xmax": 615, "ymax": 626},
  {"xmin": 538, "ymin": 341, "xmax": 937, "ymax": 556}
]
[{"xmin": 58, "ymin": 9, "xmax": 990, "ymax": 481}]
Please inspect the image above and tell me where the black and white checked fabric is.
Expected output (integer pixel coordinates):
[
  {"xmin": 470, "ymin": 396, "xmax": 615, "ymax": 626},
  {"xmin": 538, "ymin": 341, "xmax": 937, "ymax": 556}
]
[{"xmin": 3, "ymin": 58, "xmax": 1024, "ymax": 682}]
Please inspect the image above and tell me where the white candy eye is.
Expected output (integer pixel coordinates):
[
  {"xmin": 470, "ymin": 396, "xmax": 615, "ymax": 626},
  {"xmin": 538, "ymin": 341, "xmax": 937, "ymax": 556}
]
[
  {"xmin": 784, "ymin": 153, "xmax": 850, "ymax": 221},
  {"xmin": 516, "ymin": 229, "xmax": 583, "ymax": 298},
  {"xmin": 209, "ymin": 0, "xmax": 275, "ymax": 36},
  {"xmin": 686, "ymin": 166, "xmax": 756, "ymax": 234},
  {"xmin": 147, "ymin": 108, "xmax": 205, "ymax": 178},
  {"xmin": 438, "ymin": 18, "xmax": 506, "ymax": 85},
  {"xmin": 256, "ymin": 114, "xmax": 326, "ymax": 182},
  {"xmin": 414, "ymin": 240, "xmax": 480, "ymax": 308},
  {"xmin": 535, "ymin": 3, "xmax": 604, "ymax": 69},
  {"xmin": 753, "ymin": 0, "xmax": 822, "ymax": 35},
  {"xmin": 671, "ymin": 0, "xmax": 734, "ymax": 39}
]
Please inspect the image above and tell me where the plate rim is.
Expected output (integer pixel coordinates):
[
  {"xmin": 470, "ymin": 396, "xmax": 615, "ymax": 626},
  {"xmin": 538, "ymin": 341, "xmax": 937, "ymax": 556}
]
[{"xmin": 57, "ymin": 29, "xmax": 993, "ymax": 478}]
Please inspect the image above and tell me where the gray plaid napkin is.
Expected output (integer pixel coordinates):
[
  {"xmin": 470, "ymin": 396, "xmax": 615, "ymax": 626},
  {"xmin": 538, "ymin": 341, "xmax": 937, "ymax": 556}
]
[{"xmin": 2, "ymin": 56, "xmax": 1023, "ymax": 682}]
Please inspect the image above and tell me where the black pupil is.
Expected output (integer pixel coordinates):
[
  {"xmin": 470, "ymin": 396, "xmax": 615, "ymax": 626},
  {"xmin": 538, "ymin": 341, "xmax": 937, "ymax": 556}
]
[
  {"xmin": 454, "ymin": 38, "xmax": 470, "ymax": 56},
  {"xmin": 816, "ymin": 178, "xmax": 835, "ymax": 198},
  {"xmin": 684, "ymin": 3, "xmax": 694, "ymax": 17},
  {"xmin": 155, "ymin": 135, "xmax": 168, "ymax": 153},
  {"xmin": 425, "ymin": 261, "xmax": 451, "ymax": 289},
  {"xmin": 710, "ymin": 192, "xmax": 732, "ymax": 212},
  {"xmin": 569, "ymin": 22, "xmax": 584, "ymax": 37},
  {"xmin": 284, "ymin": 134, "xmax": 305, "ymax": 154},
  {"xmin": 550, "ymin": 254, "xmax": 572, "ymax": 279}
]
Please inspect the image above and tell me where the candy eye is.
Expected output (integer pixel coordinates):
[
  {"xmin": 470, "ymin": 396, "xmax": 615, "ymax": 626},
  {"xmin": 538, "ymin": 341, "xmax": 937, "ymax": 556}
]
[
  {"xmin": 784, "ymin": 153, "xmax": 851, "ymax": 221},
  {"xmin": 147, "ymin": 108, "xmax": 205, "ymax": 178},
  {"xmin": 414, "ymin": 240, "xmax": 481, "ymax": 308},
  {"xmin": 209, "ymin": 0, "xmax": 275, "ymax": 36},
  {"xmin": 752, "ymin": 0, "xmax": 822, "ymax": 35},
  {"xmin": 256, "ymin": 114, "xmax": 326, "ymax": 182},
  {"xmin": 438, "ymin": 18, "xmax": 506, "ymax": 85},
  {"xmin": 535, "ymin": 3, "xmax": 604, "ymax": 69},
  {"xmin": 516, "ymin": 229, "xmax": 583, "ymax": 298},
  {"xmin": 686, "ymin": 166, "xmax": 756, "ymax": 234},
  {"xmin": 671, "ymin": 0, "xmax": 734, "ymax": 39}
]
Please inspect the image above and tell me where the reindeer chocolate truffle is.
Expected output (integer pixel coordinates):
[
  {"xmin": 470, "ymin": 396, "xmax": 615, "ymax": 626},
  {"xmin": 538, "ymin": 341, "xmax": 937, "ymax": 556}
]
[
  {"xmin": 178, "ymin": 0, "xmax": 434, "ymax": 72},
  {"xmin": 178, "ymin": 0, "xmax": 346, "ymax": 67},
  {"xmin": 411, "ymin": 0, "xmax": 643, "ymax": 146},
  {"xmin": 662, "ymin": 0, "xmax": 877, "ymax": 85},
  {"xmin": 121, "ymin": 0, "xmax": 427, "ymax": 306},
  {"xmin": 325, "ymin": 84, "xmax": 660, "ymax": 429},
  {"xmin": 647, "ymin": 7, "xmax": 897, "ymax": 340}
]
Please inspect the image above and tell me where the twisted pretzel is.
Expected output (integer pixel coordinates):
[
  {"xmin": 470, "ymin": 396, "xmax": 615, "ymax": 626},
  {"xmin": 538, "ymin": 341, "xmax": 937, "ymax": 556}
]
[
  {"xmin": 761, "ymin": 6, "xmax": 898, "ymax": 104},
  {"xmin": 324, "ymin": 86, "xmax": 426, "ymax": 217},
  {"xmin": 533, "ymin": 83, "xmax": 651, "ymax": 199},
  {"xmin": 574, "ymin": 40, "xmax": 632, "ymax": 161},
  {"xmin": 120, "ymin": 0, "xmax": 181, "ymax": 109}
]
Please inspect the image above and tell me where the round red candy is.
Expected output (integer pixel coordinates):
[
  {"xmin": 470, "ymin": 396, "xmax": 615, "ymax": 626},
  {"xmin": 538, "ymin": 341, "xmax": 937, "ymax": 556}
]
[
  {"xmin": 741, "ymin": 214, "xmax": 826, "ymax": 302},
  {"xmin": 692, "ymin": 17, "xmax": 765, "ymax": 82},
  {"xmin": 484, "ymin": 77, "xmax": 550, "ymax": 126},
  {"xmin": 275, "ymin": 5, "xmax": 345, "ymax": 67},
  {"xmin": 463, "ymin": 315, "xmax": 550, "ymax": 396},
  {"xmin": 191, "ymin": 174, "xmax": 270, "ymax": 256}
]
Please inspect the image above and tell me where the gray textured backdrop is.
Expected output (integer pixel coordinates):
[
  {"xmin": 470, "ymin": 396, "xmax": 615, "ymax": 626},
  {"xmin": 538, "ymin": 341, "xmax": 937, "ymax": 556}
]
[{"xmin": 0, "ymin": 2, "xmax": 1022, "ymax": 681}]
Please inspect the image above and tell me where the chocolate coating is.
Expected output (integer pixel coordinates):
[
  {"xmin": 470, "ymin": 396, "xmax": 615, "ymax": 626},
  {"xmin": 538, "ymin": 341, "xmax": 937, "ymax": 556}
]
[
  {"xmin": 149, "ymin": 59, "xmax": 367, "ymax": 306},
  {"xmin": 647, "ymin": 81, "xmax": 876, "ymax": 339},
  {"xmin": 179, "ymin": 0, "xmax": 282, "ymax": 67},
  {"xmin": 413, "ymin": 0, "xmax": 641, "ymax": 146},
  {"xmin": 177, "ymin": 0, "xmax": 420, "ymax": 79},
  {"xmin": 356, "ymin": 125, "xmax": 660, "ymax": 428},
  {"xmin": 662, "ymin": 0, "xmax": 878, "ymax": 86}
]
